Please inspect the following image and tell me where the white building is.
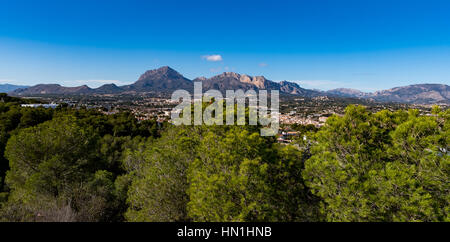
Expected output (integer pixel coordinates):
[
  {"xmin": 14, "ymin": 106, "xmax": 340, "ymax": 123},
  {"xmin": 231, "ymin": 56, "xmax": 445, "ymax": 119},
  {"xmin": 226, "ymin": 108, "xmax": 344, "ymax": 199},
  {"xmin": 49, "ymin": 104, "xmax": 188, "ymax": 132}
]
[{"xmin": 21, "ymin": 103, "xmax": 58, "ymax": 109}]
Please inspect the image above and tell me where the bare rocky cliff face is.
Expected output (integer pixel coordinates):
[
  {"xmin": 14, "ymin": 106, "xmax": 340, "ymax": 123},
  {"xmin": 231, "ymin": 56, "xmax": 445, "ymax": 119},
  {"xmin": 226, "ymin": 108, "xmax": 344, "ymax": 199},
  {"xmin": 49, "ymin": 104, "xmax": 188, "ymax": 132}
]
[{"xmin": 196, "ymin": 72, "xmax": 318, "ymax": 96}]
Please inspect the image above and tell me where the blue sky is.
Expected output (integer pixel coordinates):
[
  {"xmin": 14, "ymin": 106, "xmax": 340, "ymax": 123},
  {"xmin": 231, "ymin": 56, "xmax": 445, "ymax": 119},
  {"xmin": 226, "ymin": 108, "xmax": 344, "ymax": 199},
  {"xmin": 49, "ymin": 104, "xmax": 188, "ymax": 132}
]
[{"xmin": 0, "ymin": 0, "xmax": 449, "ymax": 91}]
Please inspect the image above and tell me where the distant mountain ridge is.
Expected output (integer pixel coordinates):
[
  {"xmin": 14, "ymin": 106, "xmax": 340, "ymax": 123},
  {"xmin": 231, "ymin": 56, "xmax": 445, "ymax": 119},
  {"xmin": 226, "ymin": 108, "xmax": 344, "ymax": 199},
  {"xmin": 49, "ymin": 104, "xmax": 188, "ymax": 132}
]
[
  {"xmin": 13, "ymin": 84, "xmax": 93, "ymax": 95},
  {"xmin": 326, "ymin": 88, "xmax": 368, "ymax": 98},
  {"xmin": 326, "ymin": 84, "xmax": 449, "ymax": 104},
  {"xmin": 0, "ymin": 84, "xmax": 29, "ymax": 93},
  {"xmin": 372, "ymin": 84, "xmax": 449, "ymax": 104},
  {"xmin": 95, "ymin": 84, "xmax": 123, "ymax": 94},
  {"xmin": 10, "ymin": 66, "xmax": 450, "ymax": 104}
]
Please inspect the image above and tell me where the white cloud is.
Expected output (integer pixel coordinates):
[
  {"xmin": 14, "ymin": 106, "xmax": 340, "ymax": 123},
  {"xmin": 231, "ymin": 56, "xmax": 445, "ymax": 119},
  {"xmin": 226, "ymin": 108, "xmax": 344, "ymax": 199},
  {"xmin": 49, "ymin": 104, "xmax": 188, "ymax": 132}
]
[{"xmin": 202, "ymin": 54, "xmax": 223, "ymax": 62}]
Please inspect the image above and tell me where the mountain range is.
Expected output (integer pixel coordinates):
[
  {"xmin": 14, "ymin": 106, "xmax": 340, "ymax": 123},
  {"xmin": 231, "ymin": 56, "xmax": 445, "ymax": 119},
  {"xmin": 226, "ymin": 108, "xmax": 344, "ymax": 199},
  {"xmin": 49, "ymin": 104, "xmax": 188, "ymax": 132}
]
[
  {"xmin": 9, "ymin": 66, "xmax": 450, "ymax": 104},
  {"xmin": 326, "ymin": 84, "xmax": 449, "ymax": 104}
]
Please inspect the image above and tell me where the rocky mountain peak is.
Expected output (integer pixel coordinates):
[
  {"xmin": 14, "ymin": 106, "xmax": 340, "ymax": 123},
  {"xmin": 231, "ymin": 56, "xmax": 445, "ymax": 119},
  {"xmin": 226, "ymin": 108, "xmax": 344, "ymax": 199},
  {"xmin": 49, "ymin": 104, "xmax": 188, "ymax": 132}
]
[
  {"xmin": 239, "ymin": 75, "xmax": 269, "ymax": 88},
  {"xmin": 127, "ymin": 66, "xmax": 193, "ymax": 92},
  {"xmin": 137, "ymin": 66, "xmax": 183, "ymax": 81},
  {"xmin": 218, "ymin": 72, "xmax": 241, "ymax": 79}
]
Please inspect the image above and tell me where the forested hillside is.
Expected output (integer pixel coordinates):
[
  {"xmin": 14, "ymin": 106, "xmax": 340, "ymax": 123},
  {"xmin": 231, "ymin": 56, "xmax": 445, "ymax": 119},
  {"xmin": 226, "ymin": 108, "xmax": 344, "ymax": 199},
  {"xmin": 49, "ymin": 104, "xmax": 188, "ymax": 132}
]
[{"xmin": 0, "ymin": 94, "xmax": 448, "ymax": 222}]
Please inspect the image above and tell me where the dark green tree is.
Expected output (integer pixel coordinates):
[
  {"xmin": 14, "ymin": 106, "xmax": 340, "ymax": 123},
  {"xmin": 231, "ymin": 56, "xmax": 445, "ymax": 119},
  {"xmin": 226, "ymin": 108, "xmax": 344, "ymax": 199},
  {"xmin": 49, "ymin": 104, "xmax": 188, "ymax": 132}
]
[
  {"xmin": 124, "ymin": 126, "xmax": 199, "ymax": 222},
  {"xmin": 303, "ymin": 105, "xmax": 449, "ymax": 221},
  {"xmin": 1, "ymin": 116, "xmax": 123, "ymax": 221}
]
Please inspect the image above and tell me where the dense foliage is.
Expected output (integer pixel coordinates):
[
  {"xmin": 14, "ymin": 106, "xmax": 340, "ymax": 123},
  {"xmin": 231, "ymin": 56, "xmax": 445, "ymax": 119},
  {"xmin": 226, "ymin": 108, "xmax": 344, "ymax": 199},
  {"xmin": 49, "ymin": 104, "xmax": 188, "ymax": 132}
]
[
  {"xmin": 303, "ymin": 106, "xmax": 449, "ymax": 221},
  {"xmin": 0, "ymin": 94, "xmax": 448, "ymax": 222}
]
